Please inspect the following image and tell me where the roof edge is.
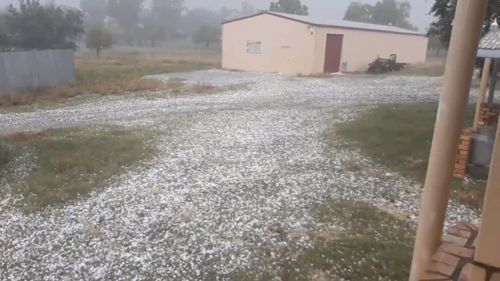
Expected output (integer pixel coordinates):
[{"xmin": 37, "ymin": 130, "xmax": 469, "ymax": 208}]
[
  {"xmin": 478, "ymin": 49, "xmax": 500, "ymax": 59},
  {"xmin": 222, "ymin": 11, "xmax": 427, "ymax": 37},
  {"xmin": 222, "ymin": 11, "xmax": 269, "ymax": 25}
]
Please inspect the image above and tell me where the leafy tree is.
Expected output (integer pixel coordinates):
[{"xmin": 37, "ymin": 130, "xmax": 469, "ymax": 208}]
[
  {"xmin": 344, "ymin": 0, "xmax": 417, "ymax": 30},
  {"xmin": 0, "ymin": 13, "xmax": 9, "ymax": 48},
  {"xmin": 107, "ymin": 0, "xmax": 144, "ymax": 44},
  {"xmin": 344, "ymin": 2, "xmax": 373, "ymax": 23},
  {"xmin": 428, "ymin": 35, "xmax": 444, "ymax": 56},
  {"xmin": 192, "ymin": 24, "xmax": 220, "ymax": 48},
  {"xmin": 80, "ymin": 0, "xmax": 107, "ymax": 26},
  {"xmin": 371, "ymin": 0, "xmax": 415, "ymax": 29},
  {"xmin": 428, "ymin": 0, "xmax": 500, "ymax": 47},
  {"xmin": 139, "ymin": 13, "xmax": 165, "ymax": 47},
  {"xmin": 5, "ymin": 0, "xmax": 84, "ymax": 49},
  {"xmin": 86, "ymin": 24, "xmax": 112, "ymax": 55},
  {"xmin": 269, "ymin": 0, "xmax": 309, "ymax": 16},
  {"xmin": 151, "ymin": 0, "xmax": 183, "ymax": 39}
]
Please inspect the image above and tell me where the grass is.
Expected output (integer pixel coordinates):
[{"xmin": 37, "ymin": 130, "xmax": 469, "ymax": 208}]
[
  {"xmin": 0, "ymin": 127, "xmax": 154, "ymax": 211},
  {"xmin": 398, "ymin": 60, "xmax": 481, "ymax": 88},
  {"xmin": 399, "ymin": 61, "xmax": 445, "ymax": 77},
  {"xmin": 335, "ymin": 103, "xmax": 487, "ymax": 210},
  {"xmin": 0, "ymin": 140, "xmax": 9, "ymax": 168},
  {"xmin": 0, "ymin": 51, "xmax": 220, "ymax": 108},
  {"xmin": 228, "ymin": 200, "xmax": 414, "ymax": 281}
]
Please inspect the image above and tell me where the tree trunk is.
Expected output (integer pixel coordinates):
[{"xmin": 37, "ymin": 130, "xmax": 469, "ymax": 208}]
[{"xmin": 96, "ymin": 47, "xmax": 101, "ymax": 56}]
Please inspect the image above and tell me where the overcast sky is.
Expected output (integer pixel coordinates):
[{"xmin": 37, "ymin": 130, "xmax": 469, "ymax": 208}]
[{"xmin": 0, "ymin": 0, "xmax": 435, "ymax": 31}]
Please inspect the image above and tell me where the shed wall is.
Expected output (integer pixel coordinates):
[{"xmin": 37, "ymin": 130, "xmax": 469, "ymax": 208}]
[
  {"xmin": 222, "ymin": 14, "xmax": 316, "ymax": 75},
  {"xmin": 0, "ymin": 49, "xmax": 75, "ymax": 96},
  {"xmin": 313, "ymin": 27, "xmax": 428, "ymax": 73}
]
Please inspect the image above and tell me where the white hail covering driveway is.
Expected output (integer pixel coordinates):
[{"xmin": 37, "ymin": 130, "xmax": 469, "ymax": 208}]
[{"xmin": 0, "ymin": 70, "xmax": 478, "ymax": 280}]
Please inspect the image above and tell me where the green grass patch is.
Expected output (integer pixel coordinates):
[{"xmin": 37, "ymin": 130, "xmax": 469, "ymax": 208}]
[
  {"xmin": 76, "ymin": 61, "xmax": 210, "ymax": 90},
  {"xmin": 227, "ymin": 200, "xmax": 414, "ymax": 281},
  {"xmin": 334, "ymin": 103, "xmax": 486, "ymax": 209},
  {"xmin": 0, "ymin": 127, "xmax": 154, "ymax": 211},
  {"xmin": 302, "ymin": 200, "xmax": 414, "ymax": 281},
  {"xmin": 0, "ymin": 141, "xmax": 11, "ymax": 168}
]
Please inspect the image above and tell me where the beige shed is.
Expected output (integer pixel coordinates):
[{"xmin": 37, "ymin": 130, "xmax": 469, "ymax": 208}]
[{"xmin": 222, "ymin": 11, "xmax": 429, "ymax": 75}]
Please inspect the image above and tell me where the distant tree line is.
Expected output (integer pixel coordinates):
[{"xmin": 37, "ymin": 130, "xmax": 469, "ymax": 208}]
[
  {"xmin": 270, "ymin": 0, "xmax": 309, "ymax": 16},
  {"xmin": 78, "ymin": 0, "xmax": 259, "ymax": 52},
  {"xmin": 343, "ymin": 0, "xmax": 417, "ymax": 31},
  {"xmin": 0, "ymin": 0, "xmax": 84, "ymax": 51}
]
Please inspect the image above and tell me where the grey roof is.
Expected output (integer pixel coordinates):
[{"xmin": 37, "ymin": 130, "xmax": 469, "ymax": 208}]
[
  {"xmin": 477, "ymin": 28, "xmax": 500, "ymax": 58},
  {"xmin": 266, "ymin": 12, "xmax": 425, "ymax": 36},
  {"xmin": 479, "ymin": 29, "xmax": 500, "ymax": 50}
]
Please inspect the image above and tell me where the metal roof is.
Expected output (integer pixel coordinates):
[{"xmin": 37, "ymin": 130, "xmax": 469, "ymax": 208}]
[
  {"xmin": 477, "ymin": 29, "xmax": 500, "ymax": 58},
  {"xmin": 223, "ymin": 11, "xmax": 425, "ymax": 37}
]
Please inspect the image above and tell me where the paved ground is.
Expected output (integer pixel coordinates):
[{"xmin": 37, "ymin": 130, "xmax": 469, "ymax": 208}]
[{"xmin": 0, "ymin": 70, "xmax": 479, "ymax": 280}]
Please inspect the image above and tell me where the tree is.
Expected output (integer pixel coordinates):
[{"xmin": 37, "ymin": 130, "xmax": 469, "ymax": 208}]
[
  {"xmin": 343, "ymin": 0, "xmax": 416, "ymax": 30},
  {"xmin": 182, "ymin": 8, "xmax": 219, "ymax": 35},
  {"xmin": 269, "ymin": 0, "xmax": 309, "ymax": 16},
  {"xmin": 107, "ymin": 0, "xmax": 144, "ymax": 44},
  {"xmin": 344, "ymin": 2, "xmax": 373, "ymax": 23},
  {"xmin": 192, "ymin": 24, "xmax": 220, "ymax": 48},
  {"xmin": 86, "ymin": 24, "xmax": 112, "ymax": 55},
  {"xmin": 151, "ymin": 0, "xmax": 184, "ymax": 39},
  {"xmin": 139, "ymin": 13, "xmax": 165, "ymax": 47},
  {"xmin": 0, "ymin": 13, "xmax": 9, "ymax": 49},
  {"xmin": 428, "ymin": 0, "xmax": 500, "ymax": 47},
  {"xmin": 5, "ymin": 0, "xmax": 84, "ymax": 49},
  {"xmin": 428, "ymin": 35, "xmax": 444, "ymax": 56},
  {"xmin": 80, "ymin": 0, "xmax": 107, "ymax": 27}
]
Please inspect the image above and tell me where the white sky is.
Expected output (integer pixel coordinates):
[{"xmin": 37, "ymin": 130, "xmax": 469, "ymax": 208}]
[{"xmin": 0, "ymin": 0, "xmax": 435, "ymax": 32}]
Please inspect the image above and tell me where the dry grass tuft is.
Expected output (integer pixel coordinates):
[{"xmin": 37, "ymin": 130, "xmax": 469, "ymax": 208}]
[
  {"xmin": 85, "ymin": 77, "xmax": 163, "ymax": 94},
  {"xmin": 1, "ymin": 51, "xmax": 219, "ymax": 108},
  {"xmin": 0, "ymin": 86, "xmax": 82, "ymax": 107},
  {"xmin": 2, "ymin": 131, "xmax": 45, "ymax": 144},
  {"xmin": 164, "ymin": 79, "xmax": 219, "ymax": 96},
  {"xmin": 165, "ymin": 78, "xmax": 187, "ymax": 95},
  {"xmin": 297, "ymin": 73, "xmax": 334, "ymax": 78},
  {"xmin": 400, "ymin": 60, "xmax": 445, "ymax": 77},
  {"xmin": 192, "ymin": 82, "xmax": 216, "ymax": 93}
]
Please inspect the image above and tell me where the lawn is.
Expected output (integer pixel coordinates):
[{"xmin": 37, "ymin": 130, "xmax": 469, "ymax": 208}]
[
  {"xmin": 335, "ymin": 103, "xmax": 487, "ymax": 210},
  {"xmin": 229, "ymin": 200, "xmax": 415, "ymax": 281},
  {"xmin": 0, "ymin": 126, "xmax": 154, "ymax": 211},
  {"xmin": 0, "ymin": 50, "xmax": 220, "ymax": 107}
]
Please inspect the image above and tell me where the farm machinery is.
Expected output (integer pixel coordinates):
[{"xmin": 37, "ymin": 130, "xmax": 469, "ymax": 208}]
[{"xmin": 367, "ymin": 54, "xmax": 409, "ymax": 74}]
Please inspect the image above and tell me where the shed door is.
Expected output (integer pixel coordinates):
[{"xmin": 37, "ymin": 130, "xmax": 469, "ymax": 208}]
[{"xmin": 324, "ymin": 34, "xmax": 344, "ymax": 73}]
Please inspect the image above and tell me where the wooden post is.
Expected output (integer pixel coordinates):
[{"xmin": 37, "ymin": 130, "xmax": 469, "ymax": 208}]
[
  {"xmin": 474, "ymin": 58, "xmax": 492, "ymax": 130},
  {"xmin": 475, "ymin": 120, "xmax": 500, "ymax": 268},
  {"xmin": 408, "ymin": 1, "xmax": 488, "ymax": 281}
]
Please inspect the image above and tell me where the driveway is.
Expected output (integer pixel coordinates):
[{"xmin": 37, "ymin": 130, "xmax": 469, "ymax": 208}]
[{"xmin": 0, "ymin": 70, "xmax": 478, "ymax": 280}]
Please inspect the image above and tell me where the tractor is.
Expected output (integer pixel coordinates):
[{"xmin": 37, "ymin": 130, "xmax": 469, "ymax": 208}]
[{"xmin": 367, "ymin": 54, "xmax": 409, "ymax": 74}]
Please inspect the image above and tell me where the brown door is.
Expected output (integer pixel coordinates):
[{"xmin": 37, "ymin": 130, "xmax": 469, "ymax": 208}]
[{"xmin": 324, "ymin": 34, "xmax": 344, "ymax": 73}]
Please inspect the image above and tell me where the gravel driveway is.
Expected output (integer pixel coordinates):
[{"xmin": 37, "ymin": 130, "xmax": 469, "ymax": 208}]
[{"xmin": 0, "ymin": 70, "xmax": 479, "ymax": 280}]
